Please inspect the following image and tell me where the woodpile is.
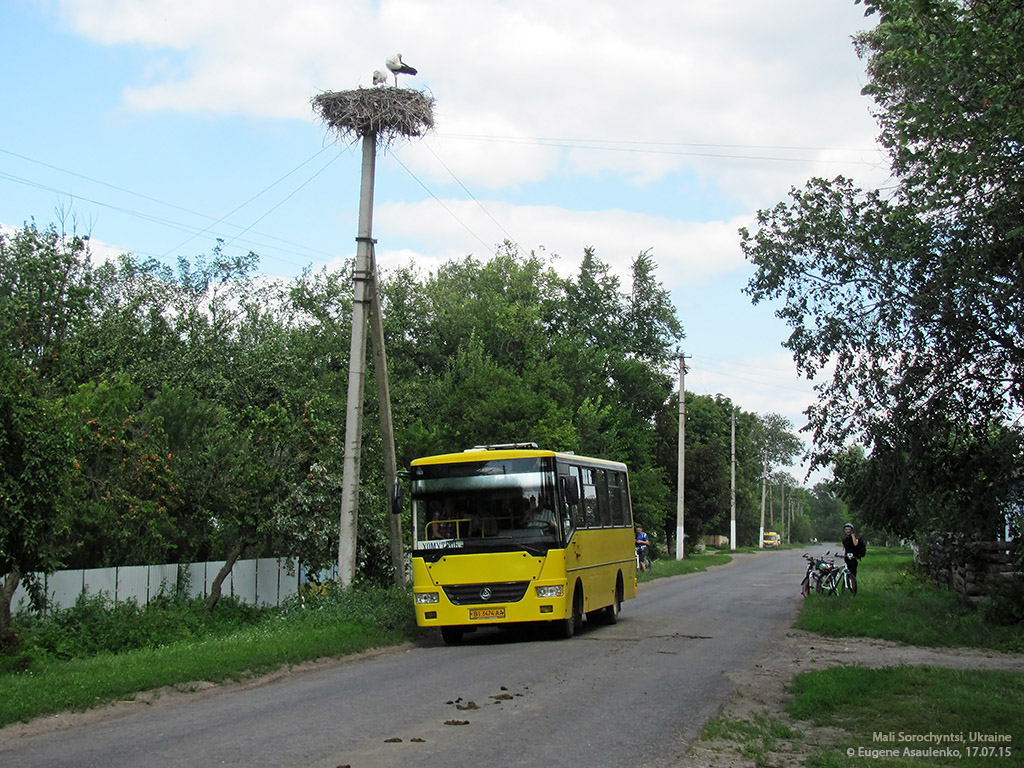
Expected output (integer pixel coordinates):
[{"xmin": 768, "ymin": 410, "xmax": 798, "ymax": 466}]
[{"xmin": 922, "ymin": 534, "xmax": 1021, "ymax": 600}]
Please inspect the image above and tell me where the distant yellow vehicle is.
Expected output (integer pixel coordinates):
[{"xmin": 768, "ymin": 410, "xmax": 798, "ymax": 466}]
[{"xmin": 763, "ymin": 531, "xmax": 781, "ymax": 548}]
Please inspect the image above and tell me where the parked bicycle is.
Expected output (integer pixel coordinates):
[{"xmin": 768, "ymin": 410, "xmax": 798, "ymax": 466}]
[
  {"xmin": 800, "ymin": 551, "xmax": 856, "ymax": 597},
  {"xmin": 800, "ymin": 552, "xmax": 833, "ymax": 597},
  {"xmin": 821, "ymin": 554, "xmax": 858, "ymax": 596}
]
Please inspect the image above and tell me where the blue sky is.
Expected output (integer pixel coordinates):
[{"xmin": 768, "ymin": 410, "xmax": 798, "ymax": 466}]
[{"xmin": 1, "ymin": 0, "xmax": 892, "ymax": 484}]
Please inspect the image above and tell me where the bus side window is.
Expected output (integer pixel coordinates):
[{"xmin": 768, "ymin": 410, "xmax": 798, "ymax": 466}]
[
  {"xmin": 581, "ymin": 467, "xmax": 598, "ymax": 528},
  {"xmin": 622, "ymin": 475, "xmax": 630, "ymax": 528},
  {"xmin": 608, "ymin": 471, "xmax": 625, "ymax": 526},
  {"xmin": 596, "ymin": 469, "xmax": 611, "ymax": 527}
]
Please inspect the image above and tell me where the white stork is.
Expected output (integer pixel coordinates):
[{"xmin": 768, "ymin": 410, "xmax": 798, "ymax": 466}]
[
  {"xmin": 385, "ymin": 53, "xmax": 417, "ymax": 86},
  {"xmin": 372, "ymin": 70, "xmax": 388, "ymax": 86}
]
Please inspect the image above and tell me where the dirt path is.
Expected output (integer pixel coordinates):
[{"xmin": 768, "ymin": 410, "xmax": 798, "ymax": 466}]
[{"xmin": 689, "ymin": 629, "xmax": 1024, "ymax": 767}]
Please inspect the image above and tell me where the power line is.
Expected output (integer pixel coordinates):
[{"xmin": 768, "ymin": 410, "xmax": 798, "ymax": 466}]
[
  {"xmin": 0, "ymin": 146, "xmax": 339, "ymax": 266},
  {"xmin": 435, "ymin": 133, "xmax": 885, "ymax": 165},
  {"xmin": 388, "ymin": 152, "xmax": 499, "ymax": 258},
  {"xmin": 421, "ymin": 142, "xmax": 519, "ymax": 250},
  {"xmin": 160, "ymin": 145, "xmax": 335, "ymax": 258}
]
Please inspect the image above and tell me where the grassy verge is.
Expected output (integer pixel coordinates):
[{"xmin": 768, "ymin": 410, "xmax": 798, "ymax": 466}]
[
  {"xmin": 0, "ymin": 585, "xmax": 416, "ymax": 727},
  {"xmin": 790, "ymin": 666, "xmax": 1023, "ymax": 768},
  {"xmin": 700, "ymin": 712, "xmax": 801, "ymax": 765},
  {"xmin": 701, "ymin": 548, "xmax": 1024, "ymax": 767},
  {"xmin": 638, "ymin": 551, "xmax": 732, "ymax": 582},
  {"xmin": 795, "ymin": 548, "xmax": 1024, "ymax": 653}
]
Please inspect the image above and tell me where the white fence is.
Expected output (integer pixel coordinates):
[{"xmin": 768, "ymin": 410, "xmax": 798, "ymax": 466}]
[{"xmin": 9, "ymin": 557, "xmax": 324, "ymax": 613}]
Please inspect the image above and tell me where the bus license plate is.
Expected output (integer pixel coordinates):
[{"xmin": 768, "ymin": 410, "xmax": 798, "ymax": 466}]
[{"xmin": 469, "ymin": 607, "xmax": 505, "ymax": 620}]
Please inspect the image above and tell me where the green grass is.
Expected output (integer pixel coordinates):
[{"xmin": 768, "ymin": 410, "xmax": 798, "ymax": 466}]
[
  {"xmin": 0, "ymin": 584, "xmax": 416, "ymax": 727},
  {"xmin": 701, "ymin": 712, "xmax": 801, "ymax": 766},
  {"xmin": 795, "ymin": 548, "xmax": 1024, "ymax": 653},
  {"xmin": 790, "ymin": 666, "xmax": 1023, "ymax": 768},
  {"xmin": 638, "ymin": 551, "xmax": 732, "ymax": 582},
  {"xmin": 702, "ymin": 548, "xmax": 1024, "ymax": 767}
]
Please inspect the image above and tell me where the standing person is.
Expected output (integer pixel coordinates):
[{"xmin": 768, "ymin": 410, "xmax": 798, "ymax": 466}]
[
  {"xmin": 842, "ymin": 523, "xmax": 861, "ymax": 578},
  {"xmin": 635, "ymin": 526, "xmax": 650, "ymax": 572}
]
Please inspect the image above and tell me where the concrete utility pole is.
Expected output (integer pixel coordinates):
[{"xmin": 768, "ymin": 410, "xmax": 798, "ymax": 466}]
[
  {"xmin": 781, "ymin": 480, "xmax": 787, "ymax": 544},
  {"xmin": 758, "ymin": 453, "xmax": 768, "ymax": 548},
  {"xmin": 676, "ymin": 355, "xmax": 686, "ymax": 559},
  {"xmin": 730, "ymin": 406, "xmax": 737, "ymax": 550},
  {"xmin": 313, "ymin": 81, "xmax": 434, "ymax": 588},
  {"xmin": 338, "ymin": 133, "xmax": 377, "ymax": 588}
]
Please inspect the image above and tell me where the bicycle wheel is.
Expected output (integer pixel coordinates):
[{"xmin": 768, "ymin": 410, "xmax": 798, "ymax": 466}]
[
  {"xmin": 847, "ymin": 571, "xmax": 858, "ymax": 596},
  {"xmin": 800, "ymin": 575, "xmax": 810, "ymax": 598}
]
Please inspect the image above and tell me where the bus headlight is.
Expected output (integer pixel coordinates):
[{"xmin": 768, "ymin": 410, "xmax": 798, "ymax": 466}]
[
  {"xmin": 535, "ymin": 585, "xmax": 564, "ymax": 598},
  {"xmin": 415, "ymin": 592, "xmax": 439, "ymax": 604}
]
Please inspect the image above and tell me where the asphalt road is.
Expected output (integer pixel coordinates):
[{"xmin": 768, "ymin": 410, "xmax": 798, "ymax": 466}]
[{"xmin": 1, "ymin": 550, "xmax": 805, "ymax": 768}]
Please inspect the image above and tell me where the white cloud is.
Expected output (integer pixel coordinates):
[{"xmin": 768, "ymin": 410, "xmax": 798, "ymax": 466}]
[
  {"xmin": 371, "ymin": 198, "xmax": 751, "ymax": 286},
  {"xmin": 58, "ymin": 0, "xmax": 885, "ymax": 197}
]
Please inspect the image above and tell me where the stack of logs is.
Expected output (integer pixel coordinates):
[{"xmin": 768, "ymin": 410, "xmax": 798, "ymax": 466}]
[{"xmin": 921, "ymin": 535, "xmax": 1021, "ymax": 600}]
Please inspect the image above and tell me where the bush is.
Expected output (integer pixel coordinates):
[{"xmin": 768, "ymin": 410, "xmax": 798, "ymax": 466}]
[
  {"xmin": 978, "ymin": 578, "xmax": 1024, "ymax": 626},
  {"xmin": 14, "ymin": 590, "xmax": 271, "ymax": 662}
]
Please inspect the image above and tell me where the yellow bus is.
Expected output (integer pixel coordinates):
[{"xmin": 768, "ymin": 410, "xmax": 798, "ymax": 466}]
[{"xmin": 409, "ymin": 443, "xmax": 638, "ymax": 643}]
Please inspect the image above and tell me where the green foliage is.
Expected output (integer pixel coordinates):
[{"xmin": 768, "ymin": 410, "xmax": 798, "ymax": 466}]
[
  {"xmin": 0, "ymin": 220, "xmax": 93, "ymax": 386},
  {"xmin": 4, "ymin": 217, "xmax": 813, "ymax": 600},
  {"xmin": 834, "ymin": 421, "xmax": 1023, "ymax": 539},
  {"xmin": 741, "ymin": 0, "xmax": 1024, "ymax": 541},
  {"xmin": 0, "ymin": 351, "xmax": 75, "ymax": 641},
  {"xmin": 807, "ymin": 482, "xmax": 849, "ymax": 541},
  {"xmin": 978, "ymin": 579, "xmax": 1024, "ymax": 627},
  {"xmin": 790, "ymin": 513, "xmax": 813, "ymax": 543},
  {"xmin": 14, "ymin": 591, "xmax": 264, "ymax": 662}
]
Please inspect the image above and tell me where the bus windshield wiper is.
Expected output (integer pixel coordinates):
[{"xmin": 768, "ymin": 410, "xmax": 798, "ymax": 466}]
[{"xmin": 513, "ymin": 541, "xmax": 546, "ymax": 556}]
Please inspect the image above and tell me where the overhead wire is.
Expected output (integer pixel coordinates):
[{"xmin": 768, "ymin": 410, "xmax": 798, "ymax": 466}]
[
  {"xmin": 0, "ymin": 146, "xmax": 339, "ymax": 267},
  {"xmin": 421, "ymin": 141, "xmax": 519, "ymax": 249},
  {"xmin": 435, "ymin": 133, "xmax": 886, "ymax": 166},
  {"xmin": 387, "ymin": 151, "xmax": 500, "ymax": 258},
  {"xmin": 1, "ymin": 130, "xmax": 889, "ymax": 274},
  {"xmin": 159, "ymin": 145, "xmax": 336, "ymax": 259}
]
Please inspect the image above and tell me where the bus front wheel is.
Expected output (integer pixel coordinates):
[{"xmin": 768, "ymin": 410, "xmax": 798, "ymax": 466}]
[{"xmin": 554, "ymin": 586, "xmax": 583, "ymax": 639}]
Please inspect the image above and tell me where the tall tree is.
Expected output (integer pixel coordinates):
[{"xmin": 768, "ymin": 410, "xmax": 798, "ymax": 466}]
[
  {"xmin": 0, "ymin": 353, "xmax": 73, "ymax": 643},
  {"xmin": 742, "ymin": 0, "xmax": 1024, "ymax": 454},
  {"xmin": 740, "ymin": 0, "xmax": 1024, "ymax": 536}
]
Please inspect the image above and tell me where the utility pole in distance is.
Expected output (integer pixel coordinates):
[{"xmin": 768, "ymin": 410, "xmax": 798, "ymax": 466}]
[
  {"xmin": 676, "ymin": 355, "xmax": 689, "ymax": 559},
  {"xmin": 730, "ymin": 405, "xmax": 737, "ymax": 550}
]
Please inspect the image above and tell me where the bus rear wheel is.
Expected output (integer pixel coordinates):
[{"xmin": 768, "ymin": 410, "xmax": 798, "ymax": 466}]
[{"xmin": 603, "ymin": 580, "xmax": 623, "ymax": 625}]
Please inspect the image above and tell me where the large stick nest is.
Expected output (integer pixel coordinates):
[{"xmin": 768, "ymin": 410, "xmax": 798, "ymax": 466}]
[{"xmin": 312, "ymin": 87, "xmax": 435, "ymax": 147}]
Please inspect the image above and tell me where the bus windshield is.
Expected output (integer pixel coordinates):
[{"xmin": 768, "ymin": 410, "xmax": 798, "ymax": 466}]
[{"xmin": 411, "ymin": 457, "xmax": 561, "ymax": 553}]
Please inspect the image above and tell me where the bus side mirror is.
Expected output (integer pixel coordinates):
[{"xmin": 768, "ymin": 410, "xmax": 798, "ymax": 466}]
[{"xmin": 390, "ymin": 483, "xmax": 404, "ymax": 515}]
